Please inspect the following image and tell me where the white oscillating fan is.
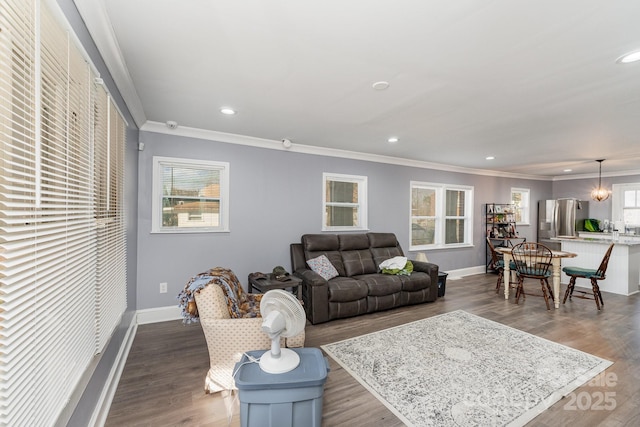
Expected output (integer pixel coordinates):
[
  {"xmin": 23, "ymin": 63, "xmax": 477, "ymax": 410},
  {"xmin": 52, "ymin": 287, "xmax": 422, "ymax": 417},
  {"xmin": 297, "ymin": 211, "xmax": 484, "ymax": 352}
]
[{"xmin": 259, "ymin": 289, "xmax": 306, "ymax": 374}]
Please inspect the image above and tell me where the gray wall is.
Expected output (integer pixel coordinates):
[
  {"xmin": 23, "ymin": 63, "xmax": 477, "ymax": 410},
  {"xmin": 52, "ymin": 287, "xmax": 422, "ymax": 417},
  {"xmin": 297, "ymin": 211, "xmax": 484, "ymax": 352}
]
[
  {"xmin": 553, "ymin": 173, "xmax": 640, "ymax": 226},
  {"xmin": 136, "ymin": 131, "xmax": 553, "ymax": 309},
  {"xmin": 58, "ymin": 0, "xmax": 139, "ymax": 425}
]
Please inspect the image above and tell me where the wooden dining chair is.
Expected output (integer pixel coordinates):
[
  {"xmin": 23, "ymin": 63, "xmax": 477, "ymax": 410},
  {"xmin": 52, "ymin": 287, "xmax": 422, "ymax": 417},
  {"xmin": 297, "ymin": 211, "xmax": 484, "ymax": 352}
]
[
  {"xmin": 562, "ymin": 243, "xmax": 614, "ymax": 310},
  {"xmin": 486, "ymin": 237, "xmax": 517, "ymax": 294},
  {"xmin": 511, "ymin": 242, "xmax": 555, "ymax": 310}
]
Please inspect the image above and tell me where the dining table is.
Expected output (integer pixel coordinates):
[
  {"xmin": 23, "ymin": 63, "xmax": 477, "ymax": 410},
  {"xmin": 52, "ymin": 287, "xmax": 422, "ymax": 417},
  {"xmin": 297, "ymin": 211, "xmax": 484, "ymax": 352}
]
[{"xmin": 496, "ymin": 246, "xmax": 577, "ymax": 309}]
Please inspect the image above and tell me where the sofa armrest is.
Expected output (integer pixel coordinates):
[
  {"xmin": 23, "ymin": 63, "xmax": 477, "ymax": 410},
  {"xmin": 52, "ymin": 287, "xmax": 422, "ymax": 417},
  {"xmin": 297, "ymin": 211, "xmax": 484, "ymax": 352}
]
[
  {"xmin": 412, "ymin": 260, "xmax": 439, "ymax": 297},
  {"xmin": 295, "ymin": 268, "xmax": 328, "ymax": 286},
  {"xmin": 412, "ymin": 260, "xmax": 438, "ymax": 275},
  {"xmin": 294, "ymin": 269, "xmax": 331, "ymax": 324}
]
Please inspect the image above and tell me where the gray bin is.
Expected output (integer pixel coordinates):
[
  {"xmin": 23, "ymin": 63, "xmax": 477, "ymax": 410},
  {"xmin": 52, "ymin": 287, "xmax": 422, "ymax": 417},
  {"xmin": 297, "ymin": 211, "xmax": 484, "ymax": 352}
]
[
  {"xmin": 438, "ymin": 271, "xmax": 448, "ymax": 297},
  {"xmin": 234, "ymin": 348, "xmax": 329, "ymax": 427}
]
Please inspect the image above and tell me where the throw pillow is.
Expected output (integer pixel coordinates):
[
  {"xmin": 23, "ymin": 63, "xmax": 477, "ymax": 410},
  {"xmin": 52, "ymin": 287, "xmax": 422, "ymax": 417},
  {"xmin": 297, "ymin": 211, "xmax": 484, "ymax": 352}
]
[{"xmin": 307, "ymin": 254, "xmax": 339, "ymax": 281}]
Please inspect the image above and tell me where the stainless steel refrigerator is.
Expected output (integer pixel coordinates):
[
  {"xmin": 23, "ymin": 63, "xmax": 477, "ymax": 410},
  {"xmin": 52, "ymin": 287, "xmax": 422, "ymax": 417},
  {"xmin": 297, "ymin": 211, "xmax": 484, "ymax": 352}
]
[{"xmin": 538, "ymin": 198, "xmax": 589, "ymax": 250}]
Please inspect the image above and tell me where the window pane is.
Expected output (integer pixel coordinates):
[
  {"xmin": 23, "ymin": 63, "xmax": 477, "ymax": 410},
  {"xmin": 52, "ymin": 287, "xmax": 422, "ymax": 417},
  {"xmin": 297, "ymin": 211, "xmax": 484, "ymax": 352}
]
[
  {"xmin": 156, "ymin": 161, "xmax": 226, "ymax": 231},
  {"xmin": 624, "ymin": 190, "xmax": 639, "ymax": 208},
  {"xmin": 446, "ymin": 190, "xmax": 465, "ymax": 216},
  {"xmin": 162, "ymin": 166, "xmax": 219, "ymax": 197},
  {"xmin": 327, "ymin": 180, "xmax": 357, "ymax": 203},
  {"xmin": 326, "ymin": 206, "xmax": 358, "ymax": 227},
  {"xmin": 412, "ymin": 187, "xmax": 435, "ymax": 216},
  {"xmin": 163, "ymin": 199, "xmax": 220, "ymax": 228},
  {"xmin": 514, "ymin": 208, "xmax": 523, "ymax": 224},
  {"xmin": 412, "ymin": 219, "xmax": 435, "ymax": 245},
  {"xmin": 445, "ymin": 219, "xmax": 465, "ymax": 244},
  {"xmin": 512, "ymin": 193, "xmax": 522, "ymax": 223},
  {"xmin": 511, "ymin": 188, "xmax": 530, "ymax": 224},
  {"xmin": 623, "ymin": 208, "xmax": 640, "ymax": 227}
]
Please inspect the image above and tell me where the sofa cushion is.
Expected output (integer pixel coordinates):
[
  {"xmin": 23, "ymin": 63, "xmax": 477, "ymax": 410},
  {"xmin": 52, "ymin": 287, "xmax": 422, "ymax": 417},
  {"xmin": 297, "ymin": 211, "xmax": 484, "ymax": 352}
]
[
  {"xmin": 368, "ymin": 232, "xmax": 399, "ymax": 248},
  {"xmin": 371, "ymin": 246, "xmax": 404, "ymax": 269},
  {"xmin": 327, "ymin": 277, "xmax": 369, "ymax": 302},
  {"xmin": 329, "ymin": 299, "xmax": 367, "ymax": 319},
  {"xmin": 302, "ymin": 234, "xmax": 347, "ymax": 276},
  {"xmin": 302, "ymin": 233, "xmax": 340, "ymax": 251},
  {"xmin": 355, "ymin": 273, "xmax": 403, "ymax": 296},
  {"xmin": 339, "ymin": 233, "xmax": 370, "ymax": 250},
  {"xmin": 342, "ymin": 249, "xmax": 377, "ymax": 276},
  {"xmin": 306, "ymin": 255, "xmax": 339, "ymax": 281},
  {"xmin": 399, "ymin": 271, "xmax": 432, "ymax": 292}
]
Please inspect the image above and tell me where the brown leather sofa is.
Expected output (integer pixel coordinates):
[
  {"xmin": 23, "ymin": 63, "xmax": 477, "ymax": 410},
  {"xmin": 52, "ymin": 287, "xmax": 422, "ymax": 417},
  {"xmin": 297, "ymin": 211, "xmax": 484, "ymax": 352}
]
[{"xmin": 290, "ymin": 232, "xmax": 439, "ymax": 324}]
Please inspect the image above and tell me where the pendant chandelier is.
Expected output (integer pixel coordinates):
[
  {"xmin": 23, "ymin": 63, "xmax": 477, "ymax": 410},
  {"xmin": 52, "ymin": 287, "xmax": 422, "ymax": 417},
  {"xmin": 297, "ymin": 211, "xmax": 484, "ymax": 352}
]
[{"xmin": 590, "ymin": 159, "xmax": 610, "ymax": 202}]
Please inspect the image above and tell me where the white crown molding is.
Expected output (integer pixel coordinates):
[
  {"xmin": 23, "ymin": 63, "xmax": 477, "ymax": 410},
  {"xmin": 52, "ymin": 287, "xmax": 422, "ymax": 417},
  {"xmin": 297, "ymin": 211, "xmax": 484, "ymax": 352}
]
[
  {"xmin": 552, "ymin": 169, "xmax": 640, "ymax": 181},
  {"xmin": 73, "ymin": 0, "xmax": 147, "ymax": 128},
  {"xmin": 141, "ymin": 121, "xmax": 552, "ymax": 181}
]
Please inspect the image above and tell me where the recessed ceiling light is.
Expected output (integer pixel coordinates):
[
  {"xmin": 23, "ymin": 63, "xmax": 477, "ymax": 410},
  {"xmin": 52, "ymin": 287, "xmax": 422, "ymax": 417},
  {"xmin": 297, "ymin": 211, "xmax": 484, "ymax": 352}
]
[
  {"xmin": 372, "ymin": 81, "xmax": 390, "ymax": 90},
  {"xmin": 388, "ymin": 137, "xmax": 399, "ymax": 143},
  {"xmin": 563, "ymin": 169, "xmax": 572, "ymax": 172},
  {"xmin": 616, "ymin": 50, "xmax": 640, "ymax": 64},
  {"xmin": 486, "ymin": 156, "xmax": 495, "ymax": 160},
  {"xmin": 220, "ymin": 107, "xmax": 236, "ymax": 115}
]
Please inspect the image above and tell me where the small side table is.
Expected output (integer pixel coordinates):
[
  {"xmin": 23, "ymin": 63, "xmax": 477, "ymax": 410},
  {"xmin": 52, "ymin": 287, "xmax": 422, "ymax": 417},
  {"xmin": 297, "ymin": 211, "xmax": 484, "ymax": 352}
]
[{"xmin": 248, "ymin": 273, "xmax": 303, "ymax": 300}]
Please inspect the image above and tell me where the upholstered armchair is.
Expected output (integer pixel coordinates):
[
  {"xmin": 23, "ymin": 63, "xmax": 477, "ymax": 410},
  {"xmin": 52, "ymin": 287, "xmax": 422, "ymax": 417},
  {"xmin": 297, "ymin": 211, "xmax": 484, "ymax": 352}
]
[{"xmin": 189, "ymin": 268, "xmax": 305, "ymax": 393}]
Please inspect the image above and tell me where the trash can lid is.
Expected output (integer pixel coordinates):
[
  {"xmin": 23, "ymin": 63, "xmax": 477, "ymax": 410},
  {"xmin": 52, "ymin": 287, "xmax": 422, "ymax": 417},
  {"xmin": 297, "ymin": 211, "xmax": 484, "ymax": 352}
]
[{"xmin": 234, "ymin": 348, "xmax": 329, "ymax": 390}]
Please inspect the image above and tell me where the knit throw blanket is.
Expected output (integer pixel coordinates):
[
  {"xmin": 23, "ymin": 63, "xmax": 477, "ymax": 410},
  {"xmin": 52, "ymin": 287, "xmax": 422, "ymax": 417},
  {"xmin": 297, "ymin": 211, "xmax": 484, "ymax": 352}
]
[{"xmin": 177, "ymin": 267, "xmax": 262, "ymax": 323}]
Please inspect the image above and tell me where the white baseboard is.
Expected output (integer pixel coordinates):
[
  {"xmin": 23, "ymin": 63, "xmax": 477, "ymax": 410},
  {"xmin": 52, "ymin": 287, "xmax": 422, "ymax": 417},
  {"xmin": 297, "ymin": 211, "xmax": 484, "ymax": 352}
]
[
  {"xmin": 445, "ymin": 265, "xmax": 486, "ymax": 280},
  {"xmin": 136, "ymin": 305, "xmax": 182, "ymax": 324},
  {"xmin": 91, "ymin": 315, "xmax": 137, "ymax": 427}
]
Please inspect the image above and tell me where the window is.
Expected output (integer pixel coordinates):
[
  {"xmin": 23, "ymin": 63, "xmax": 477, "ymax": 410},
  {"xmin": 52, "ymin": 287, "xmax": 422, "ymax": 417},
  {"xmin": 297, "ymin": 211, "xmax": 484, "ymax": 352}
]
[
  {"xmin": 152, "ymin": 157, "xmax": 230, "ymax": 233},
  {"xmin": 410, "ymin": 182, "xmax": 474, "ymax": 249},
  {"xmin": 0, "ymin": 1, "xmax": 127, "ymax": 424},
  {"xmin": 322, "ymin": 173, "xmax": 368, "ymax": 231},
  {"xmin": 511, "ymin": 188, "xmax": 530, "ymax": 225},
  {"xmin": 612, "ymin": 183, "xmax": 640, "ymax": 229}
]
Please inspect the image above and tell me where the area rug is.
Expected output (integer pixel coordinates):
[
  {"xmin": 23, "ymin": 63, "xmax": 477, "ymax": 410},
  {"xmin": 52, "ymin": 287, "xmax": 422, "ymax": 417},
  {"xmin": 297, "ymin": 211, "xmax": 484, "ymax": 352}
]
[{"xmin": 321, "ymin": 310, "xmax": 612, "ymax": 426}]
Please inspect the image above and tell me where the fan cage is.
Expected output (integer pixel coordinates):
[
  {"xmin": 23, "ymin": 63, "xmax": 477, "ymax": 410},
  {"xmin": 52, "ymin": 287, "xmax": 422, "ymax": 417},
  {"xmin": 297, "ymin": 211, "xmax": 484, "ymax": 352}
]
[{"xmin": 260, "ymin": 289, "xmax": 306, "ymax": 337}]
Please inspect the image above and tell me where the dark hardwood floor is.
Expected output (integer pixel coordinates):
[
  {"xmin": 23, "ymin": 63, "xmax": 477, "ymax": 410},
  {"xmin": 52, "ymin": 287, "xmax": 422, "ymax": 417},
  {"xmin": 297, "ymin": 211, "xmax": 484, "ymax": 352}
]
[{"xmin": 105, "ymin": 274, "xmax": 640, "ymax": 426}]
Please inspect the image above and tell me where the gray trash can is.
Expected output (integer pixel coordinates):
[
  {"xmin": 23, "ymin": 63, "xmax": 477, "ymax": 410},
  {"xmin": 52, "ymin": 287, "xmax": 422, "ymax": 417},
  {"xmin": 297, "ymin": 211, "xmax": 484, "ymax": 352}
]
[
  {"xmin": 234, "ymin": 347, "xmax": 329, "ymax": 427},
  {"xmin": 438, "ymin": 271, "xmax": 448, "ymax": 297}
]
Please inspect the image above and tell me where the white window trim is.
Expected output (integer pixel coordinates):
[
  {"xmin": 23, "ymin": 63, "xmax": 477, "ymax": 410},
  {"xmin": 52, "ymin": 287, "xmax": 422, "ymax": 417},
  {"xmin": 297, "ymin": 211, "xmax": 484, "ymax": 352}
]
[
  {"xmin": 151, "ymin": 156, "xmax": 230, "ymax": 233},
  {"xmin": 511, "ymin": 187, "xmax": 531, "ymax": 225},
  {"xmin": 410, "ymin": 181, "xmax": 474, "ymax": 250},
  {"xmin": 322, "ymin": 172, "xmax": 368, "ymax": 231}
]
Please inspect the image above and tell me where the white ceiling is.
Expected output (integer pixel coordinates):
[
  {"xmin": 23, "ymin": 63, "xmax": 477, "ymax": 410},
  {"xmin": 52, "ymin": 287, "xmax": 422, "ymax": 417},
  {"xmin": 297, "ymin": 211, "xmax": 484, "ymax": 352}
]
[{"xmin": 77, "ymin": 0, "xmax": 640, "ymax": 179}]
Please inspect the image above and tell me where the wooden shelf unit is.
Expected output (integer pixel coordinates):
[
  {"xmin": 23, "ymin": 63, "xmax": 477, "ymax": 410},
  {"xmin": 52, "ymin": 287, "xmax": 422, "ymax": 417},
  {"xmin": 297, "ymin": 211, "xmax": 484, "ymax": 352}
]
[{"xmin": 485, "ymin": 203, "xmax": 526, "ymax": 272}]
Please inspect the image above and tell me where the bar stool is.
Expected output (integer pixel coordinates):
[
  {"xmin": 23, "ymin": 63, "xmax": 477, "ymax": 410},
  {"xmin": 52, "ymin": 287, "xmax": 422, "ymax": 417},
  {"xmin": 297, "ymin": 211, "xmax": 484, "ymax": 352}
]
[{"xmin": 562, "ymin": 243, "xmax": 614, "ymax": 310}]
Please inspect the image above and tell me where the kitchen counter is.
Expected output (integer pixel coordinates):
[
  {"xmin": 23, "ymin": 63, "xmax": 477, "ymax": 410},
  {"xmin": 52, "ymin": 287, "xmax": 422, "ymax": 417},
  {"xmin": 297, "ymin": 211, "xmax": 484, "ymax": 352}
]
[
  {"xmin": 577, "ymin": 231, "xmax": 640, "ymax": 244},
  {"xmin": 551, "ymin": 237, "xmax": 640, "ymax": 296}
]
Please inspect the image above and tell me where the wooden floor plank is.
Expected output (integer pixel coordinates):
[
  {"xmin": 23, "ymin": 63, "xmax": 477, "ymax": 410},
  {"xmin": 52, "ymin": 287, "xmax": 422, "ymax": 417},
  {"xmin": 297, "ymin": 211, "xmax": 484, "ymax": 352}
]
[{"xmin": 105, "ymin": 274, "xmax": 640, "ymax": 426}]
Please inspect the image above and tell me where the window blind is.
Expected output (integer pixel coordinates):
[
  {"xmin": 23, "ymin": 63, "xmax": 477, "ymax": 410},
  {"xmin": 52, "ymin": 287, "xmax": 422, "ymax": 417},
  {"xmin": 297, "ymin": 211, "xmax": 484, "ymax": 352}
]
[
  {"xmin": 95, "ymin": 96, "xmax": 127, "ymax": 351},
  {"xmin": 0, "ymin": 0, "xmax": 38, "ymax": 425},
  {"xmin": 0, "ymin": 1, "xmax": 127, "ymax": 425}
]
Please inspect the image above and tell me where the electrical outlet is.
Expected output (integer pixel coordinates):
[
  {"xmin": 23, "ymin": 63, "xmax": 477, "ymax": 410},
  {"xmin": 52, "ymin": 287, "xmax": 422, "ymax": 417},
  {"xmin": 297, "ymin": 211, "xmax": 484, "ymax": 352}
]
[{"xmin": 159, "ymin": 282, "xmax": 168, "ymax": 293}]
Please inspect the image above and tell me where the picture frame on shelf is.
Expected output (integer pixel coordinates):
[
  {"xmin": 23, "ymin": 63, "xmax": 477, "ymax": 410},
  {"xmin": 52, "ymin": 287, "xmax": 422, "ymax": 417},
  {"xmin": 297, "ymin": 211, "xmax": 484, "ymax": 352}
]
[{"xmin": 494, "ymin": 205, "xmax": 503, "ymax": 213}]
